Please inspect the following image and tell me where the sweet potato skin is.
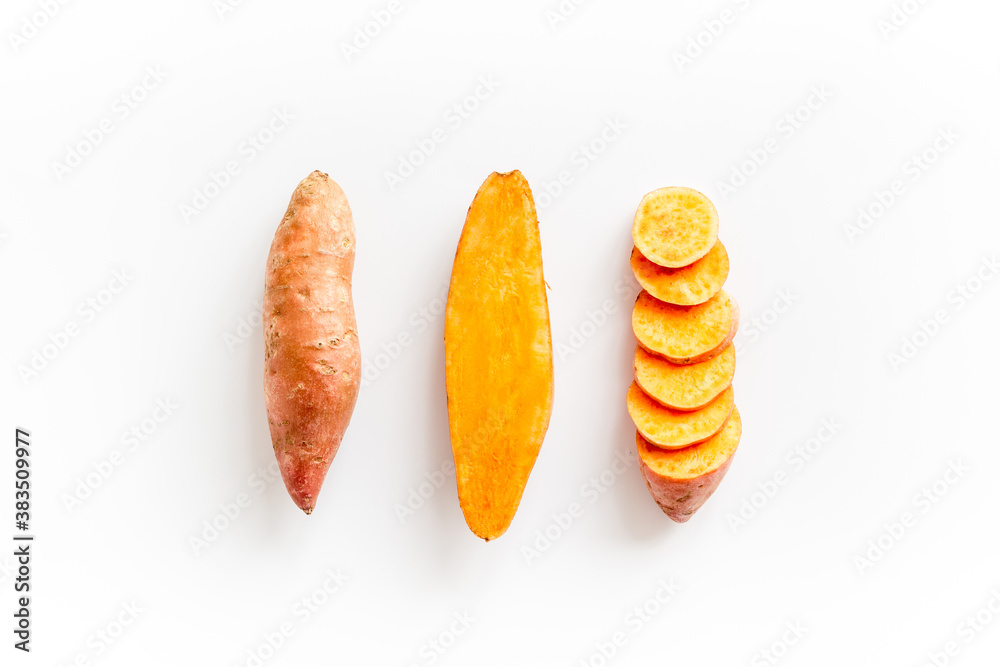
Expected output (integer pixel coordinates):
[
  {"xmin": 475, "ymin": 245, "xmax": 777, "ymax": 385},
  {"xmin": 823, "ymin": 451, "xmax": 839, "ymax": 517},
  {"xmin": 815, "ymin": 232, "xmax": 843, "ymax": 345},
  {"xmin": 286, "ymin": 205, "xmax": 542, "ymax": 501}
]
[
  {"xmin": 263, "ymin": 171, "xmax": 360, "ymax": 515},
  {"xmin": 445, "ymin": 171, "xmax": 554, "ymax": 541},
  {"xmin": 638, "ymin": 408, "xmax": 742, "ymax": 522}
]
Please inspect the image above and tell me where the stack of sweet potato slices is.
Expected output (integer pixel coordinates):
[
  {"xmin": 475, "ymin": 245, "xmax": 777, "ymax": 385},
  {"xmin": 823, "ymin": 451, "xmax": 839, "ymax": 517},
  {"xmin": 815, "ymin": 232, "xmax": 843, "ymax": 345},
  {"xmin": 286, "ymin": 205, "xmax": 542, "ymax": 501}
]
[{"xmin": 628, "ymin": 187, "xmax": 741, "ymax": 522}]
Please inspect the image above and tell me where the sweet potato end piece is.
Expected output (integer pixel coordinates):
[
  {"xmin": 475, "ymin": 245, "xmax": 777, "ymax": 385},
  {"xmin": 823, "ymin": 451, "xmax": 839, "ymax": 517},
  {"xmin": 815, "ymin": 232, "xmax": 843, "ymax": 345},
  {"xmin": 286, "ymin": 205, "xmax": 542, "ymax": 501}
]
[
  {"xmin": 445, "ymin": 171, "xmax": 554, "ymax": 541},
  {"xmin": 638, "ymin": 408, "xmax": 742, "ymax": 522}
]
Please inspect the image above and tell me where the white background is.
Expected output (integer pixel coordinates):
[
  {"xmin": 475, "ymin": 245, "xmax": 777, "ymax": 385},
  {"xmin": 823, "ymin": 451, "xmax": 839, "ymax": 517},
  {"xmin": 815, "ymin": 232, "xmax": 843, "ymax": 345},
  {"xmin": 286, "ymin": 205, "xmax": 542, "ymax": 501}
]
[{"xmin": 3, "ymin": 1, "xmax": 1000, "ymax": 665}]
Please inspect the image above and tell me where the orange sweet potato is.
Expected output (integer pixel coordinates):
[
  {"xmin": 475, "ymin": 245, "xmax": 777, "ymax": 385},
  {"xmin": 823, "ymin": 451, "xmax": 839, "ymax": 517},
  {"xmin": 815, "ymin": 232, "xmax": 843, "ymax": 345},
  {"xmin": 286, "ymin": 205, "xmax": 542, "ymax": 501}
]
[
  {"xmin": 630, "ymin": 241, "xmax": 729, "ymax": 305},
  {"xmin": 263, "ymin": 171, "xmax": 361, "ymax": 515},
  {"xmin": 632, "ymin": 289, "xmax": 739, "ymax": 364},
  {"xmin": 627, "ymin": 382, "xmax": 733, "ymax": 449},
  {"xmin": 445, "ymin": 171, "xmax": 554, "ymax": 541},
  {"xmin": 634, "ymin": 344, "xmax": 734, "ymax": 411},
  {"xmin": 632, "ymin": 186, "xmax": 718, "ymax": 268},
  {"xmin": 637, "ymin": 408, "xmax": 741, "ymax": 522}
]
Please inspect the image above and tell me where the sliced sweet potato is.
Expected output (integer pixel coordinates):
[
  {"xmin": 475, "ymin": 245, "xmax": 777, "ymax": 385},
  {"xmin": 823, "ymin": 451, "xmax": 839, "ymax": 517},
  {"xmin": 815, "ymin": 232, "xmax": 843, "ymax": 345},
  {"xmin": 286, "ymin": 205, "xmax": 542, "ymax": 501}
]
[
  {"xmin": 637, "ymin": 407, "xmax": 742, "ymax": 522},
  {"xmin": 632, "ymin": 289, "xmax": 738, "ymax": 364},
  {"xmin": 632, "ymin": 186, "xmax": 718, "ymax": 268},
  {"xmin": 630, "ymin": 241, "xmax": 729, "ymax": 306},
  {"xmin": 634, "ymin": 344, "xmax": 734, "ymax": 411},
  {"xmin": 627, "ymin": 382, "xmax": 733, "ymax": 449},
  {"xmin": 445, "ymin": 170, "xmax": 554, "ymax": 542}
]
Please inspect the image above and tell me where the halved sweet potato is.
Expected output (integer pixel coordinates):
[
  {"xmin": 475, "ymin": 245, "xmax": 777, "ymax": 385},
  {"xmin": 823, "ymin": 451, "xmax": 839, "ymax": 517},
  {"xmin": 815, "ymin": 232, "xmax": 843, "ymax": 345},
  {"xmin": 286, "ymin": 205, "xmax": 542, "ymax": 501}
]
[
  {"xmin": 627, "ymin": 382, "xmax": 733, "ymax": 449},
  {"xmin": 445, "ymin": 170, "xmax": 554, "ymax": 542},
  {"xmin": 632, "ymin": 187, "xmax": 718, "ymax": 268},
  {"xmin": 637, "ymin": 407, "xmax": 742, "ymax": 522},
  {"xmin": 630, "ymin": 241, "xmax": 728, "ymax": 306},
  {"xmin": 632, "ymin": 289, "xmax": 738, "ymax": 364},
  {"xmin": 634, "ymin": 344, "xmax": 734, "ymax": 411}
]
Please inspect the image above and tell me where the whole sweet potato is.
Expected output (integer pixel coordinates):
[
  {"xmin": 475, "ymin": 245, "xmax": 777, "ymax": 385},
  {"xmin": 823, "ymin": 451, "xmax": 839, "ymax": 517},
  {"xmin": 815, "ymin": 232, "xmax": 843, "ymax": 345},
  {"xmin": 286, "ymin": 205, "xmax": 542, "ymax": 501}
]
[{"xmin": 263, "ymin": 171, "xmax": 361, "ymax": 514}]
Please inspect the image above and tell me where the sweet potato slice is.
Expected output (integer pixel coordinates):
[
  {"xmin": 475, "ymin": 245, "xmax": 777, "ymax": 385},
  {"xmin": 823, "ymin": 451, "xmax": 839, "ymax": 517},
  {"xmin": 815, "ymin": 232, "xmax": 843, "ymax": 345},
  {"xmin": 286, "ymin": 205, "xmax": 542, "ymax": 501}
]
[
  {"xmin": 637, "ymin": 407, "xmax": 741, "ymax": 522},
  {"xmin": 630, "ymin": 241, "xmax": 729, "ymax": 305},
  {"xmin": 632, "ymin": 186, "xmax": 719, "ymax": 268},
  {"xmin": 632, "ymin": 289, "xmax": 738, "ymax": 364},
  {"xmin": 445, "ymin": 171, "xmax": 554, "ymax": 541},
  {"xmin": 627, "ymin": 382, "xmax": 733, "ymax": 449},
  {"xmin": 634, "ymin": 344, "xmax": 734, "ymax": 411}
]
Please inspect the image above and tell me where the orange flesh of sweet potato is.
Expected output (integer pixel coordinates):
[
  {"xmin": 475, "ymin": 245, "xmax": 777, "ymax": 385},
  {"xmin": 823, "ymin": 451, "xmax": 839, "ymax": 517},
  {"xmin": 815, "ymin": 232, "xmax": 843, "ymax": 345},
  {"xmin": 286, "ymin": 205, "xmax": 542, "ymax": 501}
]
[
  {"xmin": 637, "ymin": 407, "xmax": 741, "ymax": 522},
  {"xmin": 630, "ymin": 241, "xmax": 729, "ymax": 306},
  {"xmin": 632, "ymin": 186, "xmax": 719, "ymax": 268},
  {"xmin": 445, "ymin": 171, "xmax": 554, "ymax": 541},
  {"xmin": 634, "ymin": 344, "xmax": 735, "ymax": 411},
  {"xmin": 632, "ymin": 289, "xmax": 739, "ymax": 364},
  {"xmin": 627, "ymin": 382, "xmax": 733, "ymax": 449},
  {"xmin": 263, "ymin": 171, "xmax": 361, "ymax": 515}
]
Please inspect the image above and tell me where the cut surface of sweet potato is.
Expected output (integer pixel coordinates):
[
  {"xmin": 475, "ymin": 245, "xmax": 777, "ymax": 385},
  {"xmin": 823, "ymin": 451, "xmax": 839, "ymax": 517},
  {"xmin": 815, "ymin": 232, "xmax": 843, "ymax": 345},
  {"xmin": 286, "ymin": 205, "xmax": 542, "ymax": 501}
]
[
  {"xmin": 627, "ymin": 382, "xmax": 733, "ymax": 449},
  {"xmin": 632, "ymin": 187, "xmax": 719, "ymax": 268},
  {"xmin": 637, "ymin": 407, "xmax": 742, "ymax": 522},
  {"xmin": 634, "ymin": 344, "xmax": 734, "ymax": 411},
  {"xmin": 630, "ymin": 241, "xmax": 728, "ymax": 306},
  {"xmin": 632, "ymin": 289, "xmax": 738, "ymax": 364},
  {"xmin": 445, "ymin": 170, "xmax": 554, "ymax": 542}
]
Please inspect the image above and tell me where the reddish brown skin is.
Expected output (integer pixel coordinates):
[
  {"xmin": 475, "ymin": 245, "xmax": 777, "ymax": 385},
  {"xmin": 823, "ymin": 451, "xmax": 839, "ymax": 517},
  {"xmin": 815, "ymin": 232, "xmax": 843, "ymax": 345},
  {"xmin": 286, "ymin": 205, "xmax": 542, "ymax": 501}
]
[
  {"xmin": 263, "ymin": 171, "xmax": 360, "ymax": 514},
  {"xmin": 638, "ymin": 451, "xmax": 735, "ymax": 523}
]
